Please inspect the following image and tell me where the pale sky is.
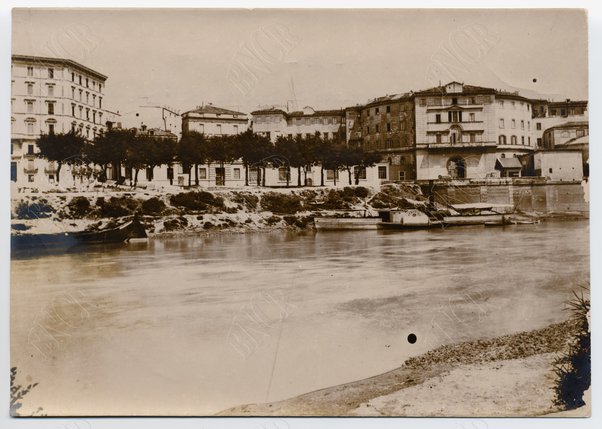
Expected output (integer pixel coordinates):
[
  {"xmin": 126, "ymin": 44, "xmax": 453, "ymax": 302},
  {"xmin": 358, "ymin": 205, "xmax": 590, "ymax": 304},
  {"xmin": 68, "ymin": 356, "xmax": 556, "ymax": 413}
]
[{"xmin": 12, "ymin": 8, "xmax": 588, "ymax": 122}]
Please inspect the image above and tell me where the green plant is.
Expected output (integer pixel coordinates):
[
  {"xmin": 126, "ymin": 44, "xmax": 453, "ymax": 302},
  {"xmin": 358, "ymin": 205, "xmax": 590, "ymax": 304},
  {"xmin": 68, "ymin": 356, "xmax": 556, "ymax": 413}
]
[
  {"xmin": 169, "ymin": 191, "xmax": 224, "ymax": 211},
  {"xmin": 260, "ymin": 192, "xmax": 302, "ymax": 214},
  {"xmin": 141, "ymin": 197, "xmax": 166, "ymax": 215},
  {"xmin": 14, "ymin": 201, "xmax": 54, "ymax": 219},
  {"xmin": 552, "ymin": 286, "xmax": 590, "ymax": 410},
  {"xmin": 67, "ymin": 196, "xmax": 91, "ymax": 218}
]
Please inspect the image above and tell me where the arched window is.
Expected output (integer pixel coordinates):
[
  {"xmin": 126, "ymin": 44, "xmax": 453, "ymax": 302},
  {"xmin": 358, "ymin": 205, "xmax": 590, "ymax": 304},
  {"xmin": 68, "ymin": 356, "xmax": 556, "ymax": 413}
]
[
  {"xmin": 498, "ymin": 135, "xmax": 507, "ymax": 145},
  {"xmin": 511, "ymin": 135, "xmax": 517, "ymax": 145}
]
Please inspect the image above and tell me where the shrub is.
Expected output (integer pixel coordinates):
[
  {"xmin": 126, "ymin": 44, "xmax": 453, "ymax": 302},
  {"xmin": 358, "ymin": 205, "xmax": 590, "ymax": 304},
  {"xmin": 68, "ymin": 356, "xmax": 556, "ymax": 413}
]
[
  {"xmin": 95, "ymin": 196, "xmax": 139, "ymax": 218},
  {"xmin": 162, "ymin": 216, "xmax": 188, "ymax": 232},
  {"xmin": 231, "ymin": 192, "xmax": 259, "ymax": 211},
  {"xmin": 354, "ymin": 186, "xmax": 370, "ymax": 198},
  {"xmin": 260, "ymin": 192, "xmax": 302, "ymax": 214},
  {"xmin": 14, "ymin": 201, "xmax": 54, "ymax": 219},
  {"xmin": 141, "ymin": 197, "xmax": 166, "ymax": 215},
  {"xmin": 553, "ymin": 287, "xmax": 591, "ymax": 410},
  {"xmin": 283, "ymin": 215, "xmax": 297, "ymax": 226},
  {"xmin": 264, "ymin": 215, "xmax": 282, "ymax": 225},
  {"xmin": 67, "ymin": 196, "xmax": 91, "ymax": 218},
  {"xmin": 169, "ymin": 191, "xmax": 224, "ymax": 211},
  {"xmin": 203, "ymin": 221, "xmax": 214, "ymax": 229}
]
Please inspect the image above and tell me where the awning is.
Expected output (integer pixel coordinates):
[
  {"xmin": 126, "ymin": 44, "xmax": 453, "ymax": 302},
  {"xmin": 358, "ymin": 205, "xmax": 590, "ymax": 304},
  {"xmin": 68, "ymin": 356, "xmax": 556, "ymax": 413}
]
[{"xmin": 495, "ymin": 157, "xmax": 522, "ymax": 169}]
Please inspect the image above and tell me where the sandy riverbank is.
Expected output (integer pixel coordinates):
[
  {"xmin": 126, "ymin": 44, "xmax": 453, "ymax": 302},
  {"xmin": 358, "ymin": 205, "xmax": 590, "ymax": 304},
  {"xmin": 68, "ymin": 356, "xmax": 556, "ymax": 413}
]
[{"xmin": 217, "ymin": 320, "xmax": 589, "ymax": 417}]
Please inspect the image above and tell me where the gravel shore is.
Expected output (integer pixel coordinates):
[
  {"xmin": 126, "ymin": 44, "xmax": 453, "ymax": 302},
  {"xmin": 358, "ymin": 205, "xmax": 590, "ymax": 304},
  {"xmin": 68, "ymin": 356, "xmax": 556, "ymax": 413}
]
[{"xmin": 218, "ymin": 320, "xmax": 583, "ymax": 416}]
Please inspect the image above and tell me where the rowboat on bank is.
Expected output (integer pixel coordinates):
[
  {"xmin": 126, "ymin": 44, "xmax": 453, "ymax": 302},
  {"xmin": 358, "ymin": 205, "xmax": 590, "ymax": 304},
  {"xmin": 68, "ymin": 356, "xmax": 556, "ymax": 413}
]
[
  {"xmin": 314, "ymin": 216, "xmax": 382, "ymax": 231},
  {"xmin": 11, "ymin": 216, "xmax": 148, "ymax": 252}
]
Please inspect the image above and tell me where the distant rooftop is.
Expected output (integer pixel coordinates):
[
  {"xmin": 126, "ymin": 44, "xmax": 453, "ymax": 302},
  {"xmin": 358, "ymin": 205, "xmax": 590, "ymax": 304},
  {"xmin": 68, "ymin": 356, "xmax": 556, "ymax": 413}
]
[
  {"xmin": 12, "ymin": 54, "xmax": 108, "ymax": 81},
  {"xmin": 183, "ymin": 103, "xmax": 246, "ymax": 116}
]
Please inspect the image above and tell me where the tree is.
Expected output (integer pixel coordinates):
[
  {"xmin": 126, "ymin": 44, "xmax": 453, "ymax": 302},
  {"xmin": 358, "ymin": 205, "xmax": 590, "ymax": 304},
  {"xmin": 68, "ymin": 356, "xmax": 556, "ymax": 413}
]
[
  {"xmin": 233, "ymin": 130, "xmax": 273, "ymax": 186},
  {"xmin": 274, "ymin": 136, "xmax": 302, "ymax": 187},
  {"xmin": 86, "ymin": 128, "xmax": 135, "ymax": 181},
  {"xmin": 140, "ymin": 135, "xmax": 176, "ymax": 182},
  {"xmin": 36, "ymin": 130, "xmax": 87, "ymax": 183},
  {"xmin": 315, "ymin": 135, "xmax": 336, "ymax": 186},
  {"xmin": 205, "ymin": 135, "xmax": 236, "ymax": 186},
  {"xmin": 176, "ymin": 131, "xmax": 206, "ymax": 187}
]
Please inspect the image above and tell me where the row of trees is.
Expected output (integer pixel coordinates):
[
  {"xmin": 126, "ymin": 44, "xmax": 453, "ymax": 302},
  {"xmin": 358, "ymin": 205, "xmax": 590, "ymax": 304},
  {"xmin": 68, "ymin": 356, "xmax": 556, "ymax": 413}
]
[{"xmin": 36, "ymin": 129, "xmax": 381, "ymax": 187}]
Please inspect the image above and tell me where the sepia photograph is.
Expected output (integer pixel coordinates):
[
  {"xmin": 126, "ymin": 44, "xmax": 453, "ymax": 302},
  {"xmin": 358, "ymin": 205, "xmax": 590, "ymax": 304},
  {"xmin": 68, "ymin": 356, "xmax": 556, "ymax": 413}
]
[{"xmin": 7, "ymin": 6, "xmax": 592, "ymax": 419}]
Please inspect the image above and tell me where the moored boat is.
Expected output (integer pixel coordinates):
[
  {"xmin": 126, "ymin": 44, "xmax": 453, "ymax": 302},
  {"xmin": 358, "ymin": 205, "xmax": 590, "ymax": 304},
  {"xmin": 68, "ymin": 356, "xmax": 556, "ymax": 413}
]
[
  {"xmin": 314, "ymin": 216, "xmax": 381, "ymax": 231},
  {"xmin": 11, "ymin": 216, "xmax": 148, "ymax": 251}
]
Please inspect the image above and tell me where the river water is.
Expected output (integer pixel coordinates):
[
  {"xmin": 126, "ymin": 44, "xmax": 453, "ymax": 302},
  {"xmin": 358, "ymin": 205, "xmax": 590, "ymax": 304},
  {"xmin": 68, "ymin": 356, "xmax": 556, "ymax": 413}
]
[{"xmin": 11, "ymin": 220, "xmax": 589, "ymax": 415}]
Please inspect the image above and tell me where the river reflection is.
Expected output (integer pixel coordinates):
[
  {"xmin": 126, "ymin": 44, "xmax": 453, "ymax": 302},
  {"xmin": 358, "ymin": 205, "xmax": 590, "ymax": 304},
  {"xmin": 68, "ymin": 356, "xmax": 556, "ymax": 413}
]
[{"xmin": 11, "ymin": 220, "xmax": 589, "ymax": 415}]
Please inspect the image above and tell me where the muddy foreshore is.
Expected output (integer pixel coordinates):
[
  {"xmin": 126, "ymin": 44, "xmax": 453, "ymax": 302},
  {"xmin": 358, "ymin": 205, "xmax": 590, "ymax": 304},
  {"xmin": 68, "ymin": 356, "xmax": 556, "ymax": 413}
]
[
  {"xmin": 10, "ymin": 183, "xmax": 588, "ymax": 238},
  {"xmin": 218, "ymin": 319, "xmax": 585, "ymax": 417}
]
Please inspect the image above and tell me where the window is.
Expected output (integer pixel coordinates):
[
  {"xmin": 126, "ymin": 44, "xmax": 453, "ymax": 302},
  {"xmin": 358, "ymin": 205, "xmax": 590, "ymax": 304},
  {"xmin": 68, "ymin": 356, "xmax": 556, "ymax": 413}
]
[
  {"xmin": 99, "ymin": 97, "xmax": 102, "ymax": 108},
  {"xmin": 86, "ymin": 78, "xmax": 89, "ymax": 88},
  {"xmin": 79, "ymin": 89, "xmax": 83, "ymax": 101},
  {"xmin": 48, "ymin": 85, "xmax": 54, "ymax": 96},
  {"xmin": 499, "ymin": 135, "xmax": 507, "ymax": 145},
  {"xmin": 93, "ymin": 94, "xmax": 96, "ymax": 106},
  {"xmin": 469, "ymin": 133, "xmax": 476, "ymax": 143},
  {"xmin": 27, "ymin": 66, "xmax": 33, "ymax": 76},
  {"xmin": 48, "ymin": 123, "xmax": 55, "ymax": 134},
  {"xmin": 536, "ymin": 122, "xmax": 542, "ymax": 131},
  {"xmin": 216, "ymin": 124, "xmax": 222, "ymax": 134},
  {"xmin": 47, "ymin": 103, "xmax": 54, "ymax": 115},
  {"xmin": 233, "ymin": 125, "xmax": 239, "ymax": 134},
  {"xmin": 521, "ymin": 120, "xmax": 524, "ymax": 130},
  {"xmin": 436, "ymin": 134, "xmax": 442, "ymax": 144},
  {"xmin": 71, "ymin": 86, "xmax": 75, "ymax": 98},
  {"xmin": 366, "ymin": 126, "xmax": 370, "ymax": 134},
  {"xmin": 79, "ymin": 75, "xmax": 82, "ymax": 85},
  {"xmin": 98, "ymin": 83, "xmax": 102, "ymax": 92},
  {"xmin": 278, "ymin": 167, "xmax": 290, "ymax": 181},
  {"xmin": 199, "ymin": 168, "xmax": 207, "ymax": 179},
  {"xmin": 419, "ymin": 98, "xmax": 426, "ymax": 107},
  {"xmin": 435, "ymin": 114, "xmax": 441, "ymax": 123},
  {"xmin": 511, "ymin": 119, "xmax": 516, "ymax": 129},
  {"xmin": 353, "ymin": 166, "xmax": 367, "ymax": 180},
  {"xmin": 469, "ymin": 113, "xmax": 475, "ymax": 122},
  {"xmin": 511, "ymin": 135, "xmax": 517, "ymax": 145},
  {"xmin": 233, "ymin": 168, "xmax": 241, "ymax": 180},
  {"xmin": 27, "ymin": 83, "xmax": 33, "ymax": 95},
  {"xmin": 528, "ymin": 121, "xmax": 531, "ymax": 131},
  {"xmin": 27, "ymin": 101, "xmax": 33, "ymax": 113},
  {"xmin": 71, "ymin": 104, "xmax": 76, "ymax": 116},
  {"xmin": 86, "ymin": 109, "xmax": 90, "ymax": 120},
  {"xmin": 28, "ymin": 175, "xmax": 35, "ymax": 183},
  {"xmin": 27, "ymin": 123, "xmax": 34, "ymax": 135},
  {"xmin": 528, "ymin": 137, "xmax": 531, "ymax": 145},
  {"xmin": 326, "ymin": 169, "xmax": 339, "ymax": 181},
  {"xmin": 499, "ymin": 119, "xmax": 505, "ymax": 129},
  {"xmin": 386, "ymin": 105, "xmax": 391, "ymax": 113},
  {"xmin": 452, "ymin": 97, "xmax": 458, "ymax": 105},
  {"xmin": 399, "ymin": 172, "xmax": 406, "ymax": 181},
  {"xmin": 28, "ymin": 144, "xmax": 35, "ymax": 155},
  {"xmin": 449, "ymin": 111, "xmax": 461, "ymax": 122},
  {"xmin": 511, "ymin": 101, "xmax": 516, "ymax": 109},
  {"xmin": 549, "ymin": 168, "xmax": 553, "ymax": 174},
  {"xmin": 521, "ymin": 136, "xmax": 525, "ymax": 145},
  {"xmin": 378, "ymin": 166, "xmax": 387, "ymax": 179},
  {"xmin": 375, "ymin": 124, "xmax": 379, "ymax": 133},
  {"xmin": 48, "ymin": 68, "xmax": 54, "ymax": 78},
  {"xmin": 72, "ymin": 72, "xmax": 75, "ymax": 82},
  {"xmin": 93, "ymin": 111, "xmax": 96, "ymax": 123},
  {"xmin": 86, "ymin": 92, "xmax": 89, "ymax": 104},
  {"xmin": 386, "ymin": 123, "xmax": 391, "ymax": 132},
  {"xmin": 537, "ymin": 138, "xmax": 543, "ymax": 147}
]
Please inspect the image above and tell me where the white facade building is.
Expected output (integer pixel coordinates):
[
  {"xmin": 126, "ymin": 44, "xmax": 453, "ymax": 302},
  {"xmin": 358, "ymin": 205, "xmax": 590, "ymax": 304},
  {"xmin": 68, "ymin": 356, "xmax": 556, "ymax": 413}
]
[{"xmin": 11, "ymin": 54, "xmax": 116, "ymax": 187}]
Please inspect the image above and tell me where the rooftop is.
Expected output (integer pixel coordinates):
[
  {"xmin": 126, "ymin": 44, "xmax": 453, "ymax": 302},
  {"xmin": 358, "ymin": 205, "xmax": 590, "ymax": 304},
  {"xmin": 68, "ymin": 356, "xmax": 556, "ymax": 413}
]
[
  {"xmin": 12, "ymin": 54, "xmax": 108, "ymax": 81},
  {"xmin": 183, "ymin": 104, "xmax": 246, "ymax": 117}
]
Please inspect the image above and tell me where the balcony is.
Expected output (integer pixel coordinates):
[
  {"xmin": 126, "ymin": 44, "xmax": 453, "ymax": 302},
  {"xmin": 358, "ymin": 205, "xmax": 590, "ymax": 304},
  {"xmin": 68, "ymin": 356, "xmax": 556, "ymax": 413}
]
[
  {"xmin": 416, "ymin": 141, "xmax": 497, "ymax": 151},
  {"xmin": 44, "ymin": 167, "xmax": 58, "ymax": 175},
  {"xmin": 23, "ymin": 167, "xmax": 38, "ymax": 174}
]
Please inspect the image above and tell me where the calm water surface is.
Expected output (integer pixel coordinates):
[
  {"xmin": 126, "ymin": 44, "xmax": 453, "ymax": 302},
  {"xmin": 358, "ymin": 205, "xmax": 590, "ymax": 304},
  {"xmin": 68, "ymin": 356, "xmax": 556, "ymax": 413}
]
[{"xmin": 11, "ymin": 220, "xmax": 589, "ymax": 415}]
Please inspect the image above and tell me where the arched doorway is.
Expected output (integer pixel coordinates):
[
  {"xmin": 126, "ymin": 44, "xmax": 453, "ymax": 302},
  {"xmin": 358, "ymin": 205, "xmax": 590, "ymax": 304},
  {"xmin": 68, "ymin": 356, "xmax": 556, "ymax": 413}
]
[{"xmin": 447, "ymin": 156, "xmax": 466, "ymax": 178}]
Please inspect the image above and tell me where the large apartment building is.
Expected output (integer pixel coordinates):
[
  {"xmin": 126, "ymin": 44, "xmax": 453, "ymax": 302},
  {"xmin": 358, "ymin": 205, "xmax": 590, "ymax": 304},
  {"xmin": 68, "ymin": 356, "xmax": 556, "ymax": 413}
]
[
  {"xmin": 412, "ymin": 81, "xmax": 588, "ymax": 181},
  {"xmin": 345, "ymin": 93, "xmax": 416, "ymax": 181},
  {"xmin": 11, "ymin": 54, "xmax": 118, "ymax": 186}
]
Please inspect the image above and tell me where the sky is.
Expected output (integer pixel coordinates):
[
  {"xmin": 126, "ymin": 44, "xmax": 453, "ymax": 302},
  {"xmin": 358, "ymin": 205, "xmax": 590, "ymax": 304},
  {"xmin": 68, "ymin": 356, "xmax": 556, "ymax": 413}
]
[{"xmin": 12, "ymin": 8, "xmax": 588, "ymax": 128}]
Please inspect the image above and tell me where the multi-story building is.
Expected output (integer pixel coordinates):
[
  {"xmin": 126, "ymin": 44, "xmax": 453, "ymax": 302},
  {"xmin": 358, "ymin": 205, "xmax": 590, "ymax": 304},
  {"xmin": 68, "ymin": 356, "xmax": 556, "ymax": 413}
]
[
  {"xmin": 182, "ymin": 104, "xmax": 248, "ymax": 137},
  {"xmin": 412, "ymin": 81, "xmax": 587, "ymax": 181},
  {"xmin": 531, "ymin": 100, "xmax": 588, "ymax": 149},
  {"xmin": 11, "ymin": 54, "xmax": 115, "ymax": 186},
  {"xmin": 179, "ymin": 104, "xmax": 249, "ymax": 187},
  {"xmin": 345, "ymin": 93, "xmax": 416, "ymax": 181},
  {"xmin": 251, "ymin": 106, "xmax": 345, "ymax": 143},
  {"xmin": 121, "ymin": 105, "xmax": 182, "ymax": 137}
]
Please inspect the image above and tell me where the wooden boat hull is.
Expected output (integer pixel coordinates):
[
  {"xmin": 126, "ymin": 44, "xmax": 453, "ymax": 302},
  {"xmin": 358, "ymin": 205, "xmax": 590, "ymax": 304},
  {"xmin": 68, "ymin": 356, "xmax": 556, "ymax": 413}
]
[
  {"xmin": 442, "ymin": 214, "xmax": 504, "ymax": 226},
  {"xmin": 314, "ymin": 217, "xmax": 381, "ymax": 230},
  {"xmin": 11, "ymin": 217, "xmax": 148, "ymax": 252}
]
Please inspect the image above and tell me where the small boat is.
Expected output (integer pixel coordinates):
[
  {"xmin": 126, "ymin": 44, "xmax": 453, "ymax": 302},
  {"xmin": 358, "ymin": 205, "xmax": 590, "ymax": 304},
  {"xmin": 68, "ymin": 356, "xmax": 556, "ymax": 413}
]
[
  {"xmin": 314, "ymin": 216, "xmax": 382, "ymax": 230},
  {"xmin": 11, "ymin": 216, "xmax": 148, "ymax": 252},
  {"xmin": 377, "ymin": 209, "xmax": 437, "ymax": 230}
]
